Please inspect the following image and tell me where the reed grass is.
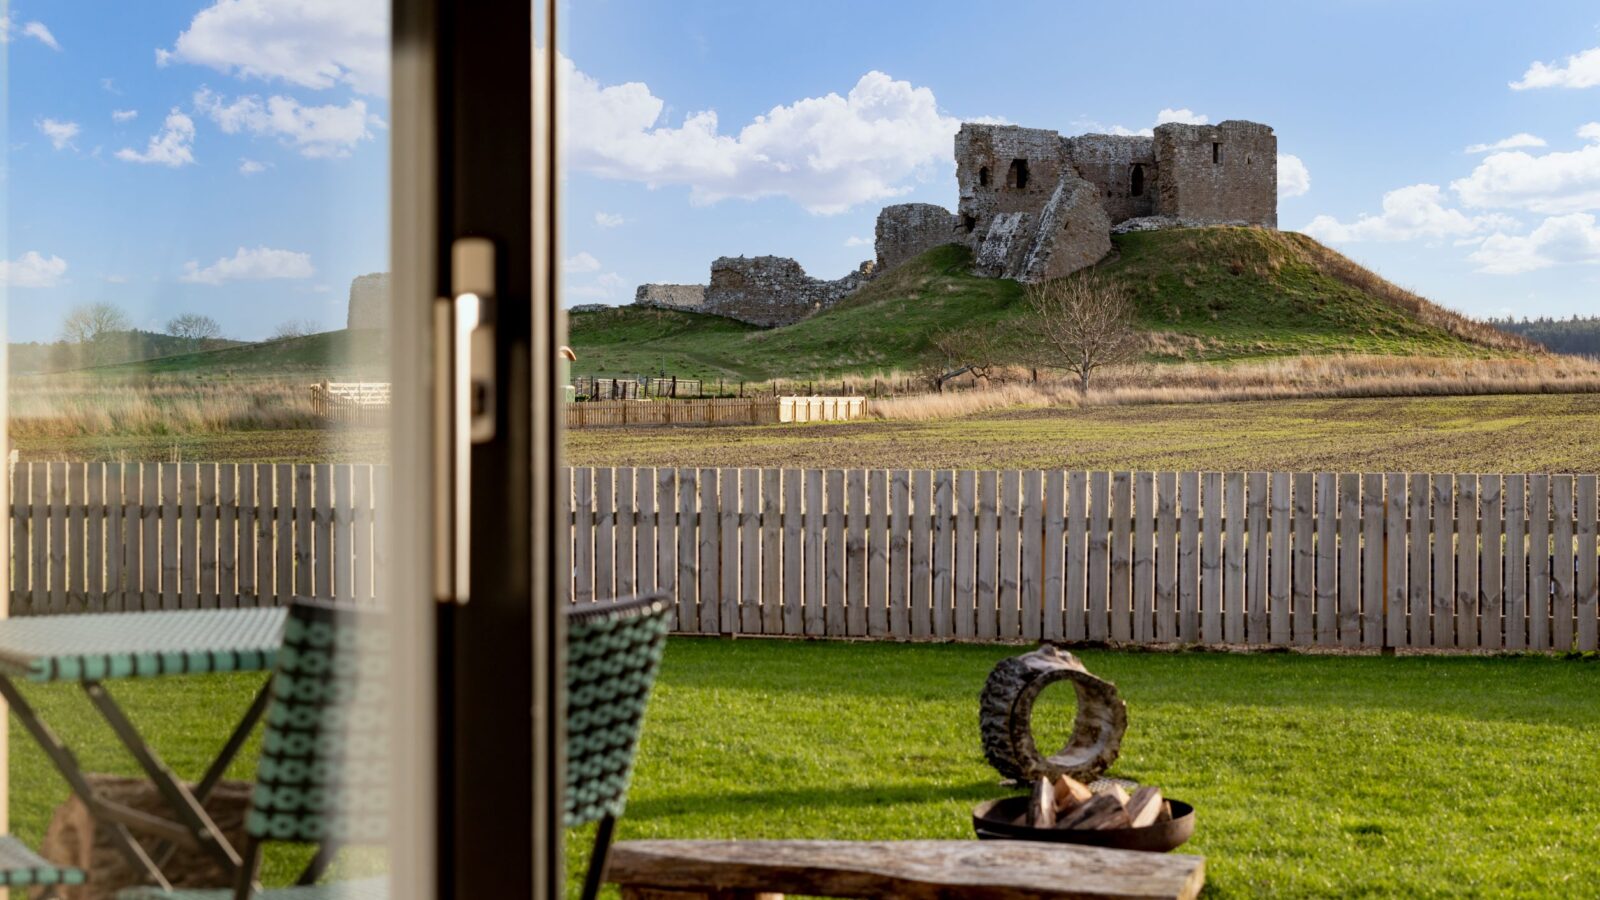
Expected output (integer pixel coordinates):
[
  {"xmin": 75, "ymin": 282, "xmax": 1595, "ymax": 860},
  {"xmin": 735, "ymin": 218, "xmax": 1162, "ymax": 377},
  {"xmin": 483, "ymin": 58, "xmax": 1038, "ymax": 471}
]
[
  {"xmin": 9, "ymin": 375, "xmax": 322, "ymax": 437},
  {"xmin": 867, "ymin": 354, "xmax": 1600, "ymax": 421}
]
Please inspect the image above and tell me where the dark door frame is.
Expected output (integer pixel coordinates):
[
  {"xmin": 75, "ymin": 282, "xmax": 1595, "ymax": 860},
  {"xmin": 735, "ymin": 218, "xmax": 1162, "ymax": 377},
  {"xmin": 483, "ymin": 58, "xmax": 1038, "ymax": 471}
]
[{"xmin": 393, "ymin": 1, "xmax": 565, "ymax": 897}]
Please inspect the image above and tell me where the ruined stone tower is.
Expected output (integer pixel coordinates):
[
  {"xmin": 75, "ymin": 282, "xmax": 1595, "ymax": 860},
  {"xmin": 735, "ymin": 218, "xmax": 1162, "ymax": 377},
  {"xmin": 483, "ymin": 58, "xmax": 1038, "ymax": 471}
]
[{"xmin": 635, "ymin": 118, "xmax": 1278, "ymax": 325}]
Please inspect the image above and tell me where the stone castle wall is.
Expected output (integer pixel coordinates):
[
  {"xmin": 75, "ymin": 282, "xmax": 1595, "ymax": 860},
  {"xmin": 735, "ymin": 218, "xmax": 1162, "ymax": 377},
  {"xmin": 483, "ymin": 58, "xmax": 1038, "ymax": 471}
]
[
  {"xmin": 1064, "ymin": 134, "xmax": 1158, "ymax": 225},
  {"xmin": 634, "ymin": 283, "xmax": 706, "ymax": 311},
  {"xmin": 875, "ymin": 204, "xmax": 960, "ymax": 273},
  {"xmin": 1153, "ymin": 121, "xmax": 1277, "ymax": 228},
  {"xmin": 703, "ymin": 256, "xmax": 870, "ymax": 327},
  {"xmin": 346, "ymin": 273, "xmax": 391, "ymax": 330}
]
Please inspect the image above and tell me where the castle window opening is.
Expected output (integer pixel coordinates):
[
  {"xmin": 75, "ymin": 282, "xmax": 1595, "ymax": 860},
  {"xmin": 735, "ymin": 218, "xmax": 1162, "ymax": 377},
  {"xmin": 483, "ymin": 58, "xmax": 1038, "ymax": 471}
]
[
  {"xmin": 961, "ymin": 214, "xmax": 977, "ymax": 233},
  {"xmin": 1007, "ymin": 158, "xmax": 1030, "ymax": 190},
  {"xmin": 1212, "ymin": 142, "xmax": 1221, "ymax": 164},
  {"xmin": 1130, "ymin": 164, "xmax": 1145, "ymax": 197},
  {"xmin": 978, "ymin": 166, "xmax": 990, "ymax": 187}
]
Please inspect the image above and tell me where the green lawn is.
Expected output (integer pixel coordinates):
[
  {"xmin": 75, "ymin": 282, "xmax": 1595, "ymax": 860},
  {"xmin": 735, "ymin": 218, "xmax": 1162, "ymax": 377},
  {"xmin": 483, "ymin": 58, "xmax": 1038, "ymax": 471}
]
[
  {"xmin": 570, "ymin": 639, "xmax": 1600, "ymax": 898},
  {"xmin": 11, "ymin": 642, "xmax": 1596, "ymax": 897}
]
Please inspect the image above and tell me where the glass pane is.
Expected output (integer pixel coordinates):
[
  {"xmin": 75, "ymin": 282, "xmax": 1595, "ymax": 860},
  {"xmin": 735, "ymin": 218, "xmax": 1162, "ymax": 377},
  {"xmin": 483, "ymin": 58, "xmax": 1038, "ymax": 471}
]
[{"xmin": 5, "ymin": 3, "xmax": 397, "ymax": 895}]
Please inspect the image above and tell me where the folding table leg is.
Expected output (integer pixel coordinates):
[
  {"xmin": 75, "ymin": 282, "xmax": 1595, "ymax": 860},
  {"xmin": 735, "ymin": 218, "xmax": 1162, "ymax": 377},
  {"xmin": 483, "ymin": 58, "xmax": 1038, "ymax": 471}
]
[
  {"xmin": 0, "ymin": 677, "xmax": 173, "ymax": 890},
  {"xmin": 153, "ymin": 677, "xmax": 274, "ymax": 870},
  {"xmin": 81, "ymin": 682, "xmax": 243, "ymax": 873}
]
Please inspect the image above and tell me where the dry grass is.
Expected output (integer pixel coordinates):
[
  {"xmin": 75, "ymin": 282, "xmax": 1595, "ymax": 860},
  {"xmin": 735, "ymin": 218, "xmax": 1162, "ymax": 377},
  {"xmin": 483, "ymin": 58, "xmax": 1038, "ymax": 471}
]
[
  {"xmin": 9, "ymin": 376, "xmax": 323, "ymax": 437},
  {"xmin": 866, "ymin": 354, "xmax": 1600, "ymax": 421}
]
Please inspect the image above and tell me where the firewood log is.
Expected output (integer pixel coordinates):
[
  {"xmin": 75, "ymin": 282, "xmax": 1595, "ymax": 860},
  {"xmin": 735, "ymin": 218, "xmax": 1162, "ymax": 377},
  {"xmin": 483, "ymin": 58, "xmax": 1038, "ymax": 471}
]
[
  {"xmin": 1101, "ymin": 783, "xmax": 1131, "ymax": 808},
  {"xmin": 1026, "ymin": 778, "xmax": 1057, "ymax": 828},
  {"xmin": 1050, "ymin": 774, "xmax": 1094, "ymax": 815},
  {"xmin": 1125, "ymin": 786, "xmax": 1164, "ymax": 828},
  {"xmin": 1055, "ymin": 793, "xmax": 1131, "ymax": 831},
  {"xmin": 1157, "ymin": 800, "xmax": 1173, "ymax": 822}
]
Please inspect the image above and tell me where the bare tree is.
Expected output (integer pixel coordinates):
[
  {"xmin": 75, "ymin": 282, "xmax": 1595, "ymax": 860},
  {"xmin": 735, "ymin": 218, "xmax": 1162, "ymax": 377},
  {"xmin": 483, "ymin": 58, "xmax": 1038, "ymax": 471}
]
[
  {"xmin": 166, "ymin": 313, "xmax": 223, "ymax": 341},
  {"xmin": 61, "ymin": 303, "xmax": 131, "ymax": 344},
  {"xmin": 1020, "ymin": 275, "xmax": 1141, "ymax": 392},
  {"xmin": 270, "ymin": 318, "xmax": 319, "ymax": 340},
  {"xmin": 921, "ymin": 326, "xmax": 1007, "ymax": 392}
]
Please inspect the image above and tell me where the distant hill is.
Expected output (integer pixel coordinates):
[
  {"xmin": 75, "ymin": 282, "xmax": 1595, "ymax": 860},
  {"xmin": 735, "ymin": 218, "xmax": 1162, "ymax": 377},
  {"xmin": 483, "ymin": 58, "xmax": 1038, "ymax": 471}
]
[
  {"xmin": 42, "ymin": 329, "xmax": 388, "ymax": 380},
  {"xmin": 1484, "ymin": 316, "xmax": 1600, "ymax": 359},
  {"xmin": 10, "ymin": 330, "xmax": 246, "ymax": 375},
  {"xmin": 568, "ymin": 227, "xmax": 1534, "ymax": 380}
]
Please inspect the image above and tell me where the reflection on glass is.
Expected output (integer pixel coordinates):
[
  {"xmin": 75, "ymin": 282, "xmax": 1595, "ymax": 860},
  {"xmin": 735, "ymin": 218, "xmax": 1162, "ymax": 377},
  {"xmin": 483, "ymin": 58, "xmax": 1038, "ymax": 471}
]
[{"xmin": 5, "ymin": 2, "xmax": 390, "ymax": 895}]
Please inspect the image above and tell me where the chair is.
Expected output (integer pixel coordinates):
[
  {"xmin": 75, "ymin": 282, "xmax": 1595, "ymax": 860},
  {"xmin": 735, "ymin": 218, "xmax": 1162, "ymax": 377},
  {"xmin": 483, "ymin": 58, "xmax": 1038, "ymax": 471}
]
[
  {"xmin": 120, "ymin": 600, "xmax": 387, "ymax": 900},
  {"xmin": 566, "ymin": 594, "xmax": 671, "ymax": 900}
]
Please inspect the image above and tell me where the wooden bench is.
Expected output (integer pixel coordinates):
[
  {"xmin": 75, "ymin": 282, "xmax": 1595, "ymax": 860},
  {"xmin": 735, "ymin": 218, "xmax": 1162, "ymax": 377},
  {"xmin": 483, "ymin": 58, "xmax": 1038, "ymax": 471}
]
[{"xmin": 607, "ymin": 839, "xmax": 1205, "ymax": 900}]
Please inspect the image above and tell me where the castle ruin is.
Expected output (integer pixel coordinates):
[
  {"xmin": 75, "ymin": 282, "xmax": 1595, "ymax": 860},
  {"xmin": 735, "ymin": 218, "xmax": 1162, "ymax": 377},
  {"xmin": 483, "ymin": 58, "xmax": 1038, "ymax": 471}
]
[{"xmin": 634, "ymin": 119, "xmax": 1277, "ymax": 326}]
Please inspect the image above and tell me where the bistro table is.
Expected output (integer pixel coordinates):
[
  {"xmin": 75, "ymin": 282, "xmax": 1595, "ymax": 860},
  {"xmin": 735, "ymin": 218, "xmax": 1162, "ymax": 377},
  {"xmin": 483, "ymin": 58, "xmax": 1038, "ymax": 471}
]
[{"xmin": 0, "ymin": 607, "xmax": 289, "ymax": 892}]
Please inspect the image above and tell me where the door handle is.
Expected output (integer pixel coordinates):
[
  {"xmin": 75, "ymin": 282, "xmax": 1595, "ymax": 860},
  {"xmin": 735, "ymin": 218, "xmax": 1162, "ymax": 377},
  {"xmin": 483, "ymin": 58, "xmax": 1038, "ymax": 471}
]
[{"xmin": 435, "ymin": 237, "xmax": 497, "ymax": 604}]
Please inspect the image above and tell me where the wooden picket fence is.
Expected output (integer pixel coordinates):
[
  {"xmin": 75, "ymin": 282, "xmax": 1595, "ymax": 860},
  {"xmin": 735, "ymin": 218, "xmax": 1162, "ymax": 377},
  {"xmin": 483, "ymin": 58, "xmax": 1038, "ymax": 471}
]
[
  {"xmin": 567, "ymin": 399, "xmax": 782, "ymax": 429},
  {"xmin": 309, "ymin": 382, "xmax": 391, "ymax": 426},
  {"xmin": 567, "ymin": 466, "xmax": 1600, "ymax": 651},
  {"xmin": 8, "ymin": 462, "xmax": 387, "ymax": 614}
]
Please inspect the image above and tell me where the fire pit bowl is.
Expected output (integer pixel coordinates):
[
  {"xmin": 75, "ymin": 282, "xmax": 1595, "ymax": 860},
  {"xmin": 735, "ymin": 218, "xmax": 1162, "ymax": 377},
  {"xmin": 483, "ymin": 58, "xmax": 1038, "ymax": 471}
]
[{"xmin": 972, "ymin": 796, "xmax": 1195, "ymax": 853}]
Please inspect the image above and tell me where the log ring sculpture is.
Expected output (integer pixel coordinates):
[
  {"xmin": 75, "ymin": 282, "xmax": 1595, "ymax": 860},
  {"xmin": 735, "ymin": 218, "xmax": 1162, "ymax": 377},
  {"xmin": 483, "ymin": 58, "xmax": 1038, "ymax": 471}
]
[{"xmin": 979, "ymin": 644, "xmax": 1128, "ymax": 783}]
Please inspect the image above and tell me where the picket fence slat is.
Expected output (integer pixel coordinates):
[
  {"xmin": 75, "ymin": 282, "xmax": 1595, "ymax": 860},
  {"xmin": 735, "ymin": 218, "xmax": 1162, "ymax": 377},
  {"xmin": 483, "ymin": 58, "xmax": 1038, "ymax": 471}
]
[
  {"xmin": 845, "ymin": 469, "xmax": 867, "ymax": 637},
  {"xmin": 1552, "ymin": 475, "xmax": 1575, "ymax": 651},
  {"xmin": 803, "ymin": 469, "xmax": 825, "ymax": 637},
  {"xmin": 1110, "ymin": 472, "xmax": 1132, "ymax": 644},
  {"xmin": 912, "ymin": 469, "xmax": 934, "ymax": 639},
  {"xmin": 825, "ymin": 469, "xmax": 847, "ymax": 637},
  {"xmin": 1199, "ymin": 472, "xmax": 1221, "ymax": 643},
  {"xmin": 954, "ymin": 471, "xmax": 976, "ymax": 640},
  {"xmin": 740, "ymin": 468, "xmax": 760, "ymax": 634},
  {"xmin": 1066, "ymin": 471, "xmax": 1088, "ymax": 642},
  {"xmin": 1529, "ymin": 474, "xmax": 1552, "ymax": 651},
  {"xmin": 1019, "ymin": 470, "xmax": 1042, "ymax": 642},
  {"xmin": 1292, "ymin": 472, "xmax": 1314, "ymax": 645},
  {"xmin": 1178, "ymin": 471, "xmax": 1199, "ymax": 643},
  {"xmin": 782, "ymin": 468, "xmax": 802, "ymax": 636},
  {"xmin": 1504, "ymin": 474, "xmax": 1527, "ymax": 651},
  {"xmin": 1131, "ymin": 472, "xmax": 1154, "ymax": 644},
  {"xmin": 976, "ymin": 470, "xmax": 998, "ymax": 641},
  {"xmin": 718, "ymin": 467, "xmax": 739, "ymax": 635},
  {"xmin": 699, "ymin": 468, "xmax": 721, "ymax": 636},
  {"xmin": 1479, "ymin": 474, "xmax": 1503, "ymax": 651},
  {"xmin": 1087, "ymin": 472, "xmax": 1111, "ymax": 643},
  {"xmin": 1578, "ymin": 474, "xmax": 1598, "ymax": 652},
  {"xmin": 933, "ymin": 471, "xmax": 955, "ymax": 639},
  {"xmin": 998, "ymin": 470, "xmax": 1021, "ymax": 641},
  {"xmin": 1223, "ymin": 471, "xmax": 1245, "ymax": 644}
]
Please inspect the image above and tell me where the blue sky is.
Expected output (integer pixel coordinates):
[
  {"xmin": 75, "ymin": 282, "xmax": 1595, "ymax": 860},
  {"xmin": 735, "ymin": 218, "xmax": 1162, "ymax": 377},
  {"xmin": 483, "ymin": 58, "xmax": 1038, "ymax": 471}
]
[{"xmin": 5, "ymin": 1, "xmax": 1599, "ymax": 343}]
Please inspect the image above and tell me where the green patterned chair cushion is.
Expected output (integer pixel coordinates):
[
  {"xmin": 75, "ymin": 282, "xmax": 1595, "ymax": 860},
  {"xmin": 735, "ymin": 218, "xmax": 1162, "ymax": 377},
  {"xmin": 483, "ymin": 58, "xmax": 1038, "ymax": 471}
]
[
  {"xmin": 117, "ymin": 876, "xmax": 386, "ymax": 900},
  {"xmin": 247, "ymin": 601, "xmax": 388, "ymax": 846},
  {"xmin": 564, "ymin": 594, "xmax": 670, "ymax": 828},
  {"xmin": 0, "ymin": 835, "xmax": 85, "ymax": 887}
]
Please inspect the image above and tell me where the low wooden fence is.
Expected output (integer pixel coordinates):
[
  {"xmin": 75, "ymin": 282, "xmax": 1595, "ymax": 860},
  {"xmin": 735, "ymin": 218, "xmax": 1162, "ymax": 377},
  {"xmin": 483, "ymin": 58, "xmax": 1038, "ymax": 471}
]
[
  {"xmin": 309, "ymin": 382, "xmax": 390, "ymax": 426},
  {"xmin": 9, "ymin": 462, "xmax": 386, "ymax": 614},
  {"xmin": 568, "ymin": 397, "xmax": 867, "ymax": 429},
  {"xmin": 779, "ymin": 397, "xmax": 866, "ymax": 423},
  {"xmin": 568, "ymin": 466, "xmax": 1600, "ymax": 652}
]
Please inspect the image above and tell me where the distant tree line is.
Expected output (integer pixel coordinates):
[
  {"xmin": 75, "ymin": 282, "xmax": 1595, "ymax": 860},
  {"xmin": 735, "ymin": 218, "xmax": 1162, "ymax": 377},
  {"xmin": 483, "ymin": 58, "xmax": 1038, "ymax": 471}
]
[{"xmin": 1484, "ymin": 315, "xmax": 1600, "ymax": 359}]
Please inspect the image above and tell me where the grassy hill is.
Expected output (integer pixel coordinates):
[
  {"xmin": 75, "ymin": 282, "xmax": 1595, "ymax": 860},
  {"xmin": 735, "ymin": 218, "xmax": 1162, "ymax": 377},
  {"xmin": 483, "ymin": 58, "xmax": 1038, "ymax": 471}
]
[
  {"xmin": 569, "ymin": 227, "xmax": 1529, "ymax": 380},
  {"xmin": 62, "ymin": 329, "xmax": 388, "ymax": 380},
  {"xmin": 9, "ymin": 330, "xmax": 246, "ymax": 376}
]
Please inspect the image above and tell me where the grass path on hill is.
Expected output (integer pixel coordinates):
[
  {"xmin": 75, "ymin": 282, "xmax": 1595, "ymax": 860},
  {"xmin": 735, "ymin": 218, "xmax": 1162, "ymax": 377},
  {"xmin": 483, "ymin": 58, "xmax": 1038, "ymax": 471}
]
[
  {"xmin": 564, "ymin": 393, "xmax": 1600, "ymax": 474},
  {"xmin": 569, "ymin": 639, "xmax": 1600, "ymax": 898}
]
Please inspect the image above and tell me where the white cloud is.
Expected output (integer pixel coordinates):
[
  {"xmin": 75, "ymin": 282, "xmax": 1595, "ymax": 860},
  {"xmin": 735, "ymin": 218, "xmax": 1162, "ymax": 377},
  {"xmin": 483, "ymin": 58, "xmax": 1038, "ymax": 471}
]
[
  {"xmin": 36, "ymin": 118, "xmax": 80, "ymax": 150},
  {"xmin": 195, "ymin": 89, "xmax": 379, "ymax": 158},
  {"xmin": 566, "ymin": 272, "xmax": 628, "ymax": 300},
  {"xmin": 115, "ymin": 110, "xmax": 197, "ymax": 167},
  {"xmin": 160, "ymin": 0, "xmax": 387, "ymax": 96},
  {"xmin": 112, "ymin": 109, "xmax": 139, "ymax": 123},
  {"xmin": 1469, "ymin": 213, "xmax": 1600, "ymax": 274},
  {"xmin": 1464, "ymin": 133, "xmax": 1546, "ymax": 154},
  {"xmin": 594, "ymin": 211, "xmax": 626, "ymax": 228},
  {"xmin": 844, "ymin": 235, "xmax": 872, "ymax": 247},
  {"xmin": 1580, "ymin": 122, "xmax": 1600, "ymax": 142},
  {"xmin": 239, "ymin": 158, "xmax": 268, "ymax": 174},
  {"xmin": 1511, "ymin": 45, "xmax": 1600, "ymax": 90},
  {"xmin": 1155, "ymin": 108, "xmax": 1209, "ymax": 126},
  {"xmin": 563, "ymin": 251, "xmax": 602, "ymax": 273},
  {"xmin": 180, "ymin": 246, "xmax": 313, "ymax": 284},
  {"xmin": 0, "ymin": 251, "xmax": 67, "ymax": 287},
  {"xmin": 1451, "ymin": 134, "xmax": 1600, "ymax": 214},
  {"xmin": 559, "ymin": 54, "xmax": 959, "ymax": 215},
  {"xmin": 21, "ymin": 20, "xmax": 58, "ymax": 50},
  {"xmin": 102, "ymin": 274, "xmax": 130, "ymax": 284},
  {"xmin": 1303, "ymin": 184, "xmax": 1510, "ymax": 243},
  {"xmin": 1277, "ymin": 154, "xmax": 1310, "ymax": 198}
]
